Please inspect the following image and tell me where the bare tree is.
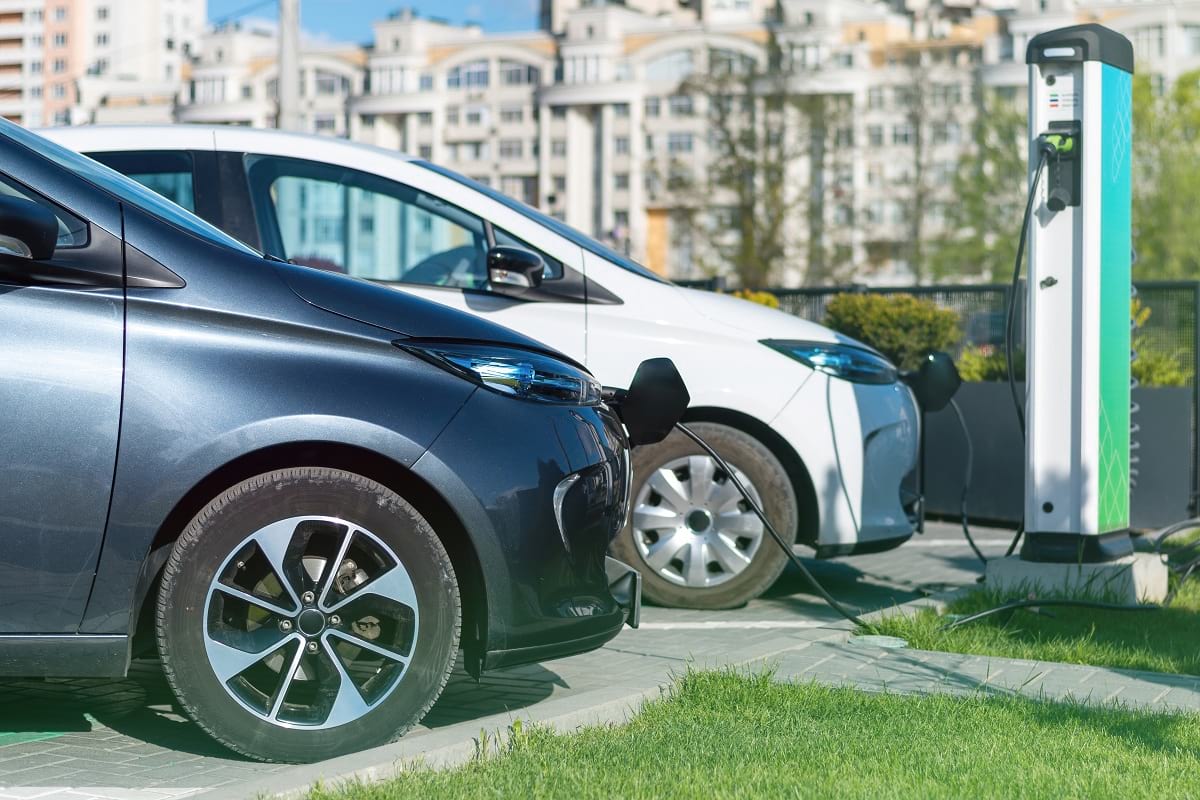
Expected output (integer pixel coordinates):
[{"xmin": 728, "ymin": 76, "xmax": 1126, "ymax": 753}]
[{"xmin": 667, "ymin": 30, "xmax": 851, "ymax": 288}]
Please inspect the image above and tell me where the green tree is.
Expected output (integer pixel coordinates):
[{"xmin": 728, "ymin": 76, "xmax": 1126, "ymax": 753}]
[
  {"xmin": 1131, "ymin": 69, "xmax": 1200, "ymax": 280},
  {"xmin": 928, "ymin": 91, "xmax": 1026, "ymax": 281}
]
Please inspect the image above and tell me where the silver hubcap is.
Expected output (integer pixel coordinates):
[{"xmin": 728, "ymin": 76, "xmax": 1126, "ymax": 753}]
[
  {"xmin": 202, "ymin": 516, "xmax": 419, "ymax": 730},
  {"xmin": 632, "ymin": 455, "xmax": 765, "ymax": 588}
]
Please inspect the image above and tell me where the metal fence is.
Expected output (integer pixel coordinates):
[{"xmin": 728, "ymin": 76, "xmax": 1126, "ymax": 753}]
[
  {"xmin": 676, "ymin": 279, "xmax": 1200, "ymax": 518},
  {"xmin": 679, "ymin": 279, "xmax": 1200, "ymax": 378}
]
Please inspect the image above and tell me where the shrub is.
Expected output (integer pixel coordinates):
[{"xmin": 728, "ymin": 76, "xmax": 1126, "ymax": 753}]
[
  {"xmin": 954, "ymin": 299, "xmax": 1192, "ymax": 386},
  {"xmin": 730, "ymin": 289, "xmax": 780, "ymax": 309},
  {"xmin": 823, "ymin": 293, "xmax": 960, "ymax": 372}
]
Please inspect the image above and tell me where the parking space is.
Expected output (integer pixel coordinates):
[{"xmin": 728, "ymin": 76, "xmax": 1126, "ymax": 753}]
[{"xmin": 0, "ymin": 522, "xmax": 1007, "ymax": 799}]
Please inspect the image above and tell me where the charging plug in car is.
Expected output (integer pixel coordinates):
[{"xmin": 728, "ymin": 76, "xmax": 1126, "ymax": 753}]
[{"xmin": 1037, "ymin": 124, "xmax": 1080, "ymax": 212}]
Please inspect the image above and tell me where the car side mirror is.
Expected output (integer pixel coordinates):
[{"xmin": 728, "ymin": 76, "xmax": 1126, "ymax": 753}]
[
  {"xmin": 903, "ymin": 351, "xmax": 962, "ymax": 413},
  {"xmin": 487, "ymin": 246, "xmax": 544, "ymax": 293},
  {"xmin": 0, "ymin": 195, "xmax": 57, "ymax": 261}
]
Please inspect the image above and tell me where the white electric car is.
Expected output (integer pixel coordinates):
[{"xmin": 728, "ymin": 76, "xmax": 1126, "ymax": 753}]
[{"xmin": 45, "ymin": 126, "xmax": 920, "ymax": 609}]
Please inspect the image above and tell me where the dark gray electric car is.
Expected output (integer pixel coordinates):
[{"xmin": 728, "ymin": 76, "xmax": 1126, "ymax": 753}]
[{"xmin": 0, "ymin": 119, "xmax": 642, "ymax": 762}]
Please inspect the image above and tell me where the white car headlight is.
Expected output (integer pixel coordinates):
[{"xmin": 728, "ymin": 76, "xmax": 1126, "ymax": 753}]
[{"xmin": 762, "ymin": 340, "xmax": 898, "ymax": 385}]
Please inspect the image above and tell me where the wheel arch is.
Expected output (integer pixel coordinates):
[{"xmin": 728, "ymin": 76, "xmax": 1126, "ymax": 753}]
[
  {"xmin": 131, "ymin": 441, "xmax": 490, "ymax": 675},
  {"xmin": 681, "ymin": 407, "xmax": 819, "ymax": 546}
]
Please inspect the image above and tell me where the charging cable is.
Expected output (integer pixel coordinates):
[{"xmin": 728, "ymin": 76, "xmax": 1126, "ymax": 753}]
[{"xmin": 674, "ymin": 422, "xmax": 873, "ymax": 631}]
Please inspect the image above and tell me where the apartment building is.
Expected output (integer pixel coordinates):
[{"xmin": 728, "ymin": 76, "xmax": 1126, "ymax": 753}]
[
  {"xmin": 176, "ymin": 19, "xmax": 363, "ymax": 134},
  {"xmin": 0, "ymin": 0, "xmax": 203, "ymax": 128},
  {"xmin": 168, "ymin": 0, "xmax": 1200, "ymax": 283}
]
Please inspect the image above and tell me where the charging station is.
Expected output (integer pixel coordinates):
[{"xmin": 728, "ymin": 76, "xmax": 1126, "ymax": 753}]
[{"xmin": 985, "ymin": 24, "xmax": 1169, "ymax": 602}]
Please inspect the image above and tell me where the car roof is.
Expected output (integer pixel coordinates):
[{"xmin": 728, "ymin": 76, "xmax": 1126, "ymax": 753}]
[{"xmin": 38, "ymin": 124, "xmax": 421, "ymax": 165}]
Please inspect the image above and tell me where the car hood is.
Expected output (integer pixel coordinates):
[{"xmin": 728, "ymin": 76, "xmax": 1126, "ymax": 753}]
[
  {"xmin": 277, "ymin": 261, "xmax": 568, "ymax": 358},
  {"xmin": 675, "ymin": 287, "xmax": 846, "ymax": 344}
]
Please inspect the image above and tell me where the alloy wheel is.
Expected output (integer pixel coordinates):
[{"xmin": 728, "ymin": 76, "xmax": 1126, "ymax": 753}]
[{"xmin": 202, "ymin": 516, "xmax": 418, "ymax": 730}]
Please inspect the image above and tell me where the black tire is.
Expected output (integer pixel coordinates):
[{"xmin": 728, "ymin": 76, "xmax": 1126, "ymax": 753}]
[
  {"xmin": 156, "ymin": 467, "xmax": 460, "ymax": 763},
  {"xmin": 610, "ymin": 423, "xmax": 799, "ymax": 609}
]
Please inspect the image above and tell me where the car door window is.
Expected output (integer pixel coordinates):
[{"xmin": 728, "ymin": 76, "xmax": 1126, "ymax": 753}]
[
  {"xmin": 246, "ymin": 155, "xmax": 495, "ymax": 288},
  {"xmin": 86, "ymin": 151, "xmax": 196, "ymax": 212}
]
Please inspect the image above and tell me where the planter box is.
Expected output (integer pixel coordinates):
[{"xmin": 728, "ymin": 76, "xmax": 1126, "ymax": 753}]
[{"xmin": 923, "ymin": 381, "xmax": 1194, "ymax": 531}]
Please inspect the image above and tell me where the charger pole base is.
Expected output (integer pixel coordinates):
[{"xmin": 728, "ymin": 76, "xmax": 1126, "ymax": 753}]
[{"xmin": 984, "ymin": 552, "xmax": 1168, "ymax": 604}]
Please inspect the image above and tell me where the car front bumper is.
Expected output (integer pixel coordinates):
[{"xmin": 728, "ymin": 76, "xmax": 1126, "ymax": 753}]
[
  {"xmin": 771, "ymin": 374, "xmax": 921, "ymax": 555},
  {"xmin": 412, "ymin": 389, "xmax": 636, "ymax": 672}
]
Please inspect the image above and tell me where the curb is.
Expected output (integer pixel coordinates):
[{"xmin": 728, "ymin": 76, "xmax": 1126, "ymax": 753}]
[{"xmin": 192, "ymin": 631, "xmax": 832, "ymax": 800}]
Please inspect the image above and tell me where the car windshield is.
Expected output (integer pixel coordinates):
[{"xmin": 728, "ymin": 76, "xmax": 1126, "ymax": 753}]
[
  {"xmin": 417, "ymin": 160, "xmax": 670, "ymax": 285},
  {"xmin": 4, "ymin": 121, "xmax": 260, "ymax": 258}
]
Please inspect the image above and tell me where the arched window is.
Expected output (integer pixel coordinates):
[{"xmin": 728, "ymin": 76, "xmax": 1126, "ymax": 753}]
[
  {"xmin": 500, "ymin": 59, "xmax": 540, "ymax": 86},
  {"xmin": 447, "ymin": 59, "xmax": 489, "ymax": 89},
  {"xmin": 645, "ymin": 49, "xmax": 694, "ymax": 83}
]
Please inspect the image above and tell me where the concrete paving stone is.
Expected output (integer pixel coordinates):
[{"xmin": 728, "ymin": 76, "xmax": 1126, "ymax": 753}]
[{"xmin": 0, "ymin": 757, "xmax": 72, "ymax": 774}]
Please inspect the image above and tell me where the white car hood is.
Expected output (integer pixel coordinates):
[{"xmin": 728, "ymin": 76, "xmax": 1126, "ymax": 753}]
[{"xmin": 676, "ymin": 286, "xmax": 845, "ymax": 344}]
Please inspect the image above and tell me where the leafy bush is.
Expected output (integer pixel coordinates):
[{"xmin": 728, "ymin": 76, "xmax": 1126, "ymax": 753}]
[
  {"xmin": 730, "ymin": 289, "xmax": 780, "ymax": 309},
  {"xmin": 958, "ymin": 345, "xmax": 1024, "ymax": 382},
  {"xmin": 954, "ymin": 299, "xmax": 1192, "ymax": 387},
  {"xmin": 823, "ymin": 293, "xmax": 960, "ymax": 372}
]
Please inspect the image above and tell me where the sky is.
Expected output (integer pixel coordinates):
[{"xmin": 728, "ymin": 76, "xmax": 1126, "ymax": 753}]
[{"xmin": 206, "ymin": 1, "xmax": 541, "ymax": 44}]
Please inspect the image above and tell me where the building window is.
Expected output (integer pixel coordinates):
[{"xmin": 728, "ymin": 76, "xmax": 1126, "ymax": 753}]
[
  {"xmin": 614, "ymin": 136, "xmax": 630, "ymax": 155},
  {"xmin": 54, "ymin": 6, "xmax": 66, "ymax": 21},
  {"xmin": 447, "ymin": 59, "xmax": 489, "ymax": 89},
  {"xmin": 867, "ymin": 87, "xmax": 884, "ymax": 109},
  {"xmin": 931, "ymin": 83, "xmax": 963, "ymax": 106},
  {"xmin": 667, "ymin": 132, "xmax": 694, "ymax": 154},
  {"xmin": 614, "ymin": 173, "xmax": 629, "ymax": 190},
  {"xmin": 892, "ymin": 123, "xmax": 913, "ymax": 146},
  {"xmin": 29, "ymin": 61, "xmax": 41, "ymax": 74},
  {"xmin": 96, "ymin": 33, "xmax": 109, "ymax": 47},
  {"xmin": 53, "ymin": 33, "xmax": 67, "ymax": 47},
  {"xmin": 418, "ymin": 145, "xmax": 432, "ymax": 159},
  {"xmin": 551, "ymin": 139, "xmax": 567, "ymax": 157},
  {"xmin": 315, "ymin": 71, "xmax": 347, "ymax": 96},
  {"xmin": 500, "ymin": 59, "xmax": 539, "ymax": 86},
  {"xmin": 462, "ymin": 141, "xmax": 489, "ymax": 160},
  {"xmin": 500, "ymin": 105, "xmax": 523, "ymax": 124},
  {"xmin": 417, "ymin": 111, "xmax": 432, "ymax": 126},
  {"xmin": 52, "ymin": 83, "xmax": 66, "ymax": 98},
  {"xmin": 97, "ymin": 6, "xmax": 108, "ymax": 19},
  {"xmin": 241, "ymin": 84, "xmax": 253, "ymax": 99},
  {"xmin": 668, "ymin": 94, "xmax": 694, "ymax": 117},
  {"xmin": 52, "ymin": 58, "xmax": 66, "ymax": 73},
  {"xmin": 551, "ymin": 105, "xmax": 567, "ymax": 119},
  {"xmin": 313, "ymin": 115, "xmax": 337, "ymax": 133},
  {"xmin": 867, "ymin": 125, "xmax": 883, "ymax": 147},
  {"xmin": 614, "ymin": 210, "xmax": 629, "ymax": 228},
  {"xmin": 835, "ymin": 127, "xmax": 853, "ymax": 147},
  {"xmin": 645, "ymin": 49, "xmax": 694, "ymax": 83},
  {"xmin": 552, "ymin": 175, "xmax": 566, "ymax": 193},
  {"xmin": 1131, "ymin": 25, "xmax": 1165, "ymax": 60},
  {"xmin": 446, "ymin": 106, "xmax": 460, "ymax": 125},
  {"xmin": 933, "ymin": 121, "xmax": 960, "ymax": 145},
  {"xmin": 499, "ymin": 139, "xmax": 523, "ymax": 160},
  {"xmin": 644, "ymin": 96, "xmax": 660, "ymax": 117},
  {"xmin": 464, "ymin": 105, "xmax": 487, "ymax": 126},
  {"xmin": 419, "ymin": 73, "xmax": 433, "ymax": 91},
  {"xmin": 613, "ymin": 102, "xmax": 630, "ymax": 118}
]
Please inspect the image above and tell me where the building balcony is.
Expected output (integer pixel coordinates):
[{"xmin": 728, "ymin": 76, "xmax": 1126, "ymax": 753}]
[
  {"xmin": 538, "ymin": 81, "xmax": 644, "ymax": 107},
  {"xmin": 351, "ymin": 92, "xmax": 438, "ymax": 116},
  {"xmin": 177, "ymin": 101, "xmax": 259, "ymax": 124}
]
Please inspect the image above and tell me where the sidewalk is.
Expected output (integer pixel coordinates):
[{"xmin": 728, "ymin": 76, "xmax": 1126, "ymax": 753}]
[{"xmin": 3, "ymin": 525, "xmax": 1195, "ymax": 800}]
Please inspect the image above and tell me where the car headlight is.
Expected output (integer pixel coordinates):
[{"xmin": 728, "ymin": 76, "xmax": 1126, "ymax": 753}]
[
  {"xmin": 762, "ymin": 340, "xmax": 898, "ymax": 385},
  {"xmin": 399, "ymin": 341, "xmax": 602, "ymax": 405}
]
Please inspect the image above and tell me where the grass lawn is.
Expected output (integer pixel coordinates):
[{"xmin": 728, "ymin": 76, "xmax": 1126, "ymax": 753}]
[
  {"xmin": 872, "ymin": 534, "xmax": 1200, "ymax": 676},
  {"xmin": 309, "ymin": 670, "xmax": 1200, "ymax": 800}
]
